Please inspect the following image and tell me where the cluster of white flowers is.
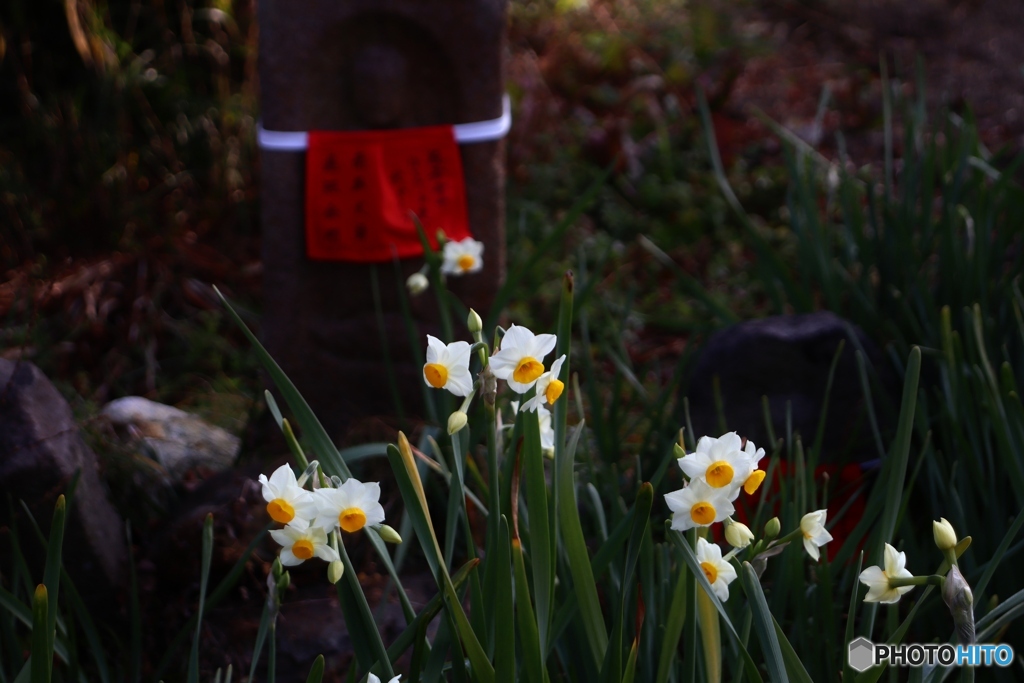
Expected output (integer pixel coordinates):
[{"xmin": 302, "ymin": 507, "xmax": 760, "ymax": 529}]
[
  {"xmin": 665, "ymin": 432, "xmax": 766, "ymax": 532},
  {"xmin": 424, "ymin": 322, "xmax": 566, "ymax": 458},
  {"xmin": 664, "ymin": 432, "xmax": 839, "ymax": 601},
  {"xmin": 258, "ymin": 464, "xmax": 388, "ymax": 568}
]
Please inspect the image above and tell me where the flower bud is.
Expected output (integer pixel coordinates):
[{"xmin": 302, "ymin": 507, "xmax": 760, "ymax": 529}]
[
  {"xmin": 448, "ymin": 410, "xmax": 468, "ymax": 435},
  {"xmin": 933, "ymin": 517, "xmax": 958, "ymax": 551},
  {"xmin": 327, "ymin": 560, "xmax": 345, "ymax": 585},
  {"xmin": 467, "ymin": 308, "xmax": 483, "ymax": 334},
  {"xmin": 673, "ymin": 442, "xmax": 687, "ymax": 460},
  {"xmin": 436, "ymin": 229, "xmax": 448, "ymax": 245},
  {"xmin": 276, "ymin": 570, "xmax": 290, "ymax": 595},
  {"xmin": 377, "ymin": 524, "xmax": 403, "ymax": 544},
  {"xmin": 543, "ymin": 447, "xmax": 555, "ymax": 460},
  {"xmin": 406, "ymin": 273, "xmax": 429, "ymax": 296},
  {"xmin": 764, "ymin": 517, "xmax": 781, "ymax": 541},
  {"xmin": 942, "ymin": 564, "xmax": 975, "ymax": 645},
  {"xmin": 725, "ymin": 519, "xmax": 755, "ymax": 549},
  {"xmin": 271, "ymin": 557, "xmax": 285, "ymax": 581}
]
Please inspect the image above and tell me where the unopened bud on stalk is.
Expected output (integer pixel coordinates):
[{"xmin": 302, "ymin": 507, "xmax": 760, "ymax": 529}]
[
  {"xmin": 276, "ymin": 570, "xmax": 290, "ymax": 595},
  {"xmin": 272, "ymin": 557, "xmax": 285, "ymax": 581},
  {"xmin": 296, "ymin": 460, "xmax": 320, "ymax": 488},
  {"xmin": 436, "ymin": 229, "xmax": 448, "ymax": 245},
  {"xmin": 406, "ymin": 273, "xmax": 429, "ymax": 296},
  {"xmin": 942, "ymin": 564, "xmax": 975, "ymax": 645},
  {"xmin": 933, "ymin": 517, "xmax": 958, "ymax": 551},
  {"xmin": 764, "ymin": 517, "xmax": 781, "ymax": 541},
  {"xmin": 377, "ymin": 524, "xmax": 403, "ymax": 544},
  {"xmin": 467, "ymin": 308, "xmax": 483, "ymax": 334},
  {"xmin": 673, "ymin": 442, "xmax": 687, "ymax": 459},
  {"xmin": 327, "ymin": 560, "xmax": 345, "ymax": 585},
  {"xmin": 724, "ymin": 519, "xmax": 755, "ymax": 549},
  {"xmin": 448, "ymin": 411, "xmax": 468, "ymax": 435}
]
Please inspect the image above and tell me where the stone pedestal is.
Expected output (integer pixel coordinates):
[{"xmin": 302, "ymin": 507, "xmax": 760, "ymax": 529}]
[{"xmin": 259, "ymin": 1, "xmax": 508, "ymax": 437}]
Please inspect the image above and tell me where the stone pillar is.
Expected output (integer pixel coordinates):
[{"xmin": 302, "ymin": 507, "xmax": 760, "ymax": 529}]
[{"xmin": 258, "ymin": 1, "xmax": 508, "ymax": 438}]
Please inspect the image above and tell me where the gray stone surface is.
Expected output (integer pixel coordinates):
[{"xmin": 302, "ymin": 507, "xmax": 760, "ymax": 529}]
[
  {"xmin": 259, "ymin": 0, "xmax": 508, "ymax": 438},
  {"xmin": 684, "ymin": 312, "xmax": 897, "ymax": 462},
  {"xmin": 101, "ymin": 396, "xmax": 240, "ymax": 480},
  {"xmin": 0, "ymin": 359, "xmax": 127, "ymax": 600}
]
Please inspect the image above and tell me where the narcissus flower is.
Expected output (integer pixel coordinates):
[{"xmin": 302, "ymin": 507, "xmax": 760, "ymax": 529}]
[
  {"xmin": 441, "ymin": 237, "xmax": 484, "ymax": 275},
  {"xmin": 665, "ymin": 478, "xmax": 735, "ymax": 532},
  {"xmin": 259, "ymin": 464, "xmax": 318, "ymax": 527},
  {"xmin": 490, "ymin": 324, "xmax": 557, "ymax": 393},
  {"xmin": 269, "ymin": 525, "xmax": 340, "ymax": 566},
  {"xmin": 696, "ymin": 537, "xmax": 738, "ymax": 601},
  {"xmin": 423, "ymin": 335, "xmax": 473, "ymax": 397},
  {"xmin": 521, "ymin": 355, "xmax": 567, "ymax": 412},
  {"xmin": 800, "ymin": 509, "xmax": 834, "ymax": 561},
  {"xmin": 313, "ymin": 479, "xmax": 386, "ymax": 534},
  {"xmin": 677, "ymin": 432, "xmax": 761, "ymax": 499},
  {"xmin": 859, "ymin": 543, "xmax": 914, "ymax": 603},
  {"xmin": 511, "ymin": 401, "xmax": 556, "ymax": 452}
]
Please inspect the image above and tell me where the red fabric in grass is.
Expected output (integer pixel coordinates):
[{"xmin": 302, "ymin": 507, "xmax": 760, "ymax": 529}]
[
  {"xmin": 729, "ymin": 462, "xmax": 866, "ymax": 562},
  {"xmin": 305, "ymin": 125, "xmax": 472, "ymax": 262}
]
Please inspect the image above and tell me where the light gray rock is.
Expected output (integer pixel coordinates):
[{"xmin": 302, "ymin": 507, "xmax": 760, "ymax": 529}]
[{"xmin": 102, "ymin": 396, "xmax": 240, "ymax": 480}]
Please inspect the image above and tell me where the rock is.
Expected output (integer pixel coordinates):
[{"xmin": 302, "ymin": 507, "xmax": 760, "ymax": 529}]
[
  {"xmin": 683, "ymin": 312, "xmax": 897, "ymax": 462},
  {"xmin": 0, "ymin": 359, "xmax": 127, "ymax": 604},
  {"xmin": 102, "ymin": 396, "xmax": 240, "ymax": 481}
]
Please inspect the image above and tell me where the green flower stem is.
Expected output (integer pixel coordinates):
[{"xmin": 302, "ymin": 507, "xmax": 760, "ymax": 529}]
[
  {"xmin": 887, "ymin": 575, "xmax": 945, "ymax": 589},
  {"xmin": 458, "ymin": 388, "xmax": 477, "ymax": 414},
  {"xmin": 771, "ymin": 528, "xmax": 805, "ymax": 548}
]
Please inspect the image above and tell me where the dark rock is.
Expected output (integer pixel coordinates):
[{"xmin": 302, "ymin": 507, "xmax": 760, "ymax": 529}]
[
  {"xmin": 683, "ymin": 312, "xmax": 897, "ymax": 462},
  {"xmin": 0, "ymin": 359, "xmax": 127, "ymax": 605},
  {"xmin": 259, "ymin": 0, "xmax": 508, "ymax": 439}
]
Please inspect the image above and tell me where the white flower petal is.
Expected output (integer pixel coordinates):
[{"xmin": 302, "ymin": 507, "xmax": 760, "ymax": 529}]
[
  {"xmin": 279, "ymin": 548, "xmax": 302, "ymax": 566},
  {"xmin": 500, "ymin": 324, "xmax": 536, "ymax": 353},
  {"xmin": 314, "ymin": 544, "xmax": 340, "ymax": 563},
  {"xmin": 268, "ymin": 464, "xmax": 296, "ymax": 491},
  {"xmin": 446, "ymin": 340, "xmax": 472, "ymax": 366},
  {"xmin": 530, "ymin": 333, "xmax": 557, "ymax": 359},
  {"xmin": 444, "ymin": 366, "xmax": 474, "ymax": 397},
  {"xmin": 521, "ymin": 394, "xmax": 546, "ymax": 413},
  {"xmin": 425, "ymin": 335, "xmax": 446, "ymax": 364}
]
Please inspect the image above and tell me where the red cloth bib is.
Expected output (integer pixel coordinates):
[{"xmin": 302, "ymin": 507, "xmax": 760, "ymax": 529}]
[{"xmin": 305, "ymin": 125, "xmax": 472, "ymax": 262}]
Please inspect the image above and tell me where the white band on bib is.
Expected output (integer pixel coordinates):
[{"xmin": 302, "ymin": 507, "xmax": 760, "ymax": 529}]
[{"xmin": 257, "ymin": 94, "xmax": 511, "ymax": 152}]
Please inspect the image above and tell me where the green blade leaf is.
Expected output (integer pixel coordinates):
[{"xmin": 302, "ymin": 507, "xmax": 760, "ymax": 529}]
[
  {"xmin": 305, "ymin": 655, "xmax": 325, "ymax": 683},
  {"xmin": 495, "ymin": 516, "xmax": 516, "ymax": 683},
  {"xmin": 187, "ymin": 513, "xmax": 214, "ymax": 683},
  {"xmin": 30, "ymin": 585, "xmax": 48, "ymax": 683},
  {"xmin": 513, "ymin": 538, "xmax": 546, "ymax": 683},
  {"xmin": 556, "ymin": 420, "xmax": 608, "ymax": 667},
  {"xmin": 42, "ymin": 495, "xmax": 65, "ymax": 672},
  {"xmin": 522, "ymin": 406, "xmax": 554, "ymax": 650},
  {"xmin": 738, "ymin": 563, "xmax": 788, "ymax": 683}
]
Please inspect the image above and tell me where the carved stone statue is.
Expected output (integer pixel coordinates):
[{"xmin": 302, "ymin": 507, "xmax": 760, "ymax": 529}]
[{"xmin": 258, "ymin": 1, "xmax": 508, "ymax": 438}]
